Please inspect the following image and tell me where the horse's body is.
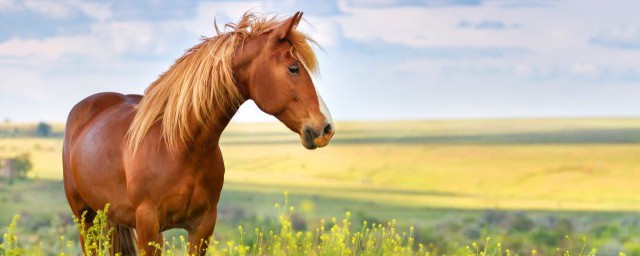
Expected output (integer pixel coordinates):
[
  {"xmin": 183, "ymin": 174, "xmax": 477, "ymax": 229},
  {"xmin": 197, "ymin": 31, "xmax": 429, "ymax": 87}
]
[{"xmin": 63, "ymin": 12, "xmax": 333, "ymax": 255}]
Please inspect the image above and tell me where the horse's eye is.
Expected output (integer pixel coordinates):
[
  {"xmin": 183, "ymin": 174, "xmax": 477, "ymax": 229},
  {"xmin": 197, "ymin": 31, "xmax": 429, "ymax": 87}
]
[{"xmin": 288, "ymin": 65, "xmax": 300, "ymax": 74}]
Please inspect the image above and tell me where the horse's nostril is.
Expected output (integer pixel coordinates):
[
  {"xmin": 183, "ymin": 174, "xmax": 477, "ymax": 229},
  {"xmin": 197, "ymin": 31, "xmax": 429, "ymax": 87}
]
[
  {"xmin": 323, "ymin": 124, "xmax": 333, "ymax": 135},
  {"xmin": 304, "ymin": 127, "xmax": 314, "ymax": 141}
]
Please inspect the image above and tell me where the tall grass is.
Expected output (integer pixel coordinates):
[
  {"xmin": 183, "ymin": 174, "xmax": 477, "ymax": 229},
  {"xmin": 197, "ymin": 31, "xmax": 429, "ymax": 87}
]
[{"xmin": 1, "ymin": 194, "xmax": 607, "ymax": 256}]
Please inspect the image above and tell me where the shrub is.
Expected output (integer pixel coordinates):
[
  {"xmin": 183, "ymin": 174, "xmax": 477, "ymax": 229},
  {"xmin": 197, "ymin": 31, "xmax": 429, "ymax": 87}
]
[
  {"xmin": 13, "ymin": 153, "xmax": 33, "ymax": 179},
  {"xmin": 35, "ymin": 123, "xmax": 51, "ymax": 137}
]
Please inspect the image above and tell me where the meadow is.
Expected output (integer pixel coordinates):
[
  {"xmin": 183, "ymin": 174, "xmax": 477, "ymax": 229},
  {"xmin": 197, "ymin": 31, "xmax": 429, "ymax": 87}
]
[{"xmin": 1, "ymin": 118, "xmax": 639, "ymax": 255}]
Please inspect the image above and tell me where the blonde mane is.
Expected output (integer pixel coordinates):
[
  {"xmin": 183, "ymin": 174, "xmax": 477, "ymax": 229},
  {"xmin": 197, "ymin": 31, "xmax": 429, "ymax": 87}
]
[{"xmin": 127, "ymin": 12, "xmax": 318, "ymax": 155}]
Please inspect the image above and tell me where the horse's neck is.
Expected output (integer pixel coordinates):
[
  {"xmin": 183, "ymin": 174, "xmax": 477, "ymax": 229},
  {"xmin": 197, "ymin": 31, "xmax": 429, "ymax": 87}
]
[
  {"xmin": 186, "ymin": 107, "xmax": 236, "ymax": 154},
  {"xmin": 186, "ymin": 42, "xmax": 255, "ymax": 155}
]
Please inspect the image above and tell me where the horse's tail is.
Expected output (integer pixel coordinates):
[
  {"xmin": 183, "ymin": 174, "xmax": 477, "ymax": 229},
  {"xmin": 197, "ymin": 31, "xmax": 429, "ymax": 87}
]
[{"xmin": 109, "ymin": 221, "xmax": 137, "ymax": 255}]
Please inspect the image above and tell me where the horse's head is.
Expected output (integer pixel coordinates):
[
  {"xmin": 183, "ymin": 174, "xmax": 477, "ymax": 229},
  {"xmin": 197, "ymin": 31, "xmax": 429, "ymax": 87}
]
[{"xmin": 234, "ymin": 12, "xmax": 334, "ymax": 149}]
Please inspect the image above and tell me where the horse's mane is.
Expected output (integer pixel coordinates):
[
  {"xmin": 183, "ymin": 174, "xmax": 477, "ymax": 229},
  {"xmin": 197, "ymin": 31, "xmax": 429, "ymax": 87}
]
[{"xmin": 127, "ymin": 12, "xmax": 318, "ymax": 154}]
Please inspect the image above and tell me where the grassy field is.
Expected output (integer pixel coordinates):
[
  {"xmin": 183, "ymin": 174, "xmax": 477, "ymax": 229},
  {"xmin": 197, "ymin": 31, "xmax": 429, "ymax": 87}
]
[
  {"xmin": 1, "ymin": 119, "xmax": 639, "ymax": 254},
  {"xmin": 3, "ymin": 118, "xmax": 638, "ymax": 211}
]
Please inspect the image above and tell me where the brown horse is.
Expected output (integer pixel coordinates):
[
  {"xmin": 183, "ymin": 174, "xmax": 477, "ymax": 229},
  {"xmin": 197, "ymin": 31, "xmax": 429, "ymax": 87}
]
[{"xmin": 62, "ymin": 11, "xmax": 334, "ymax": 255}]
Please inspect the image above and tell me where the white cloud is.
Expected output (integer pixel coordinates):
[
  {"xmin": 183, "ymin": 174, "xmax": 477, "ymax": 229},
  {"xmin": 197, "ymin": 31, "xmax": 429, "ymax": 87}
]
[
  {"xmin": 333, "ymin": 0, "xmax": 640, "ymax": 82},
  {"xmin": 300, "ymin": 17, "xmax": 342, "ymax": 47},
  {"xmin": 336, "ymin": 1, "xmax": 564, "ymax": 49},
  {"xmin": 90, "ymin": 21, "xmax": 181, "ymax": 56},
  {"xmin": 590, "ymin": 25, "xmax": 640, "ymax": 49},
  {"xmin": 1, "ymin": 0, "xmax": 639, "ymax": 122},
  {"xmin": 186, "ymin": 1, "xmax": 263, "ymax": 37},
  {"xmin": 70, "ymin": 1, "xmax": 112, "ymax": 21},
  {"xmin": 23, "ymin": 0, "xmax": 73, "ymax": 19},
  {"xmin": 571, "ymin": 63, "xmax": 598, "ymax": 75},
  {"xmin": 2, "ymin": 0, "xmax": 111, "ymax": 21},
  {"xmin": 513, "ymin": 64, "xmax": 532, "ymax": 76},
  {"xmin": 0, "ymin": 35, "xmax": 95, "ymax": 59},
  {"xmin": 0, "ymin": 21, "xmax": 176, "ymax": 61},
  {"xmin": 0, "ymin": 0, "xmax": 16, "ymax": 12}
]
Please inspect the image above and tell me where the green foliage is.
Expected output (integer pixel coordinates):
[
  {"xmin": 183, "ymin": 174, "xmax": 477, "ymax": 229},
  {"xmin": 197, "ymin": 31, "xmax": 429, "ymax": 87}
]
[
  {"xmin": 0, "ymin": 152, "xmax": 32, "ymax": 181},
  {"xmin": 152, "ymin": 193, "xmax": 422, "ymax": 255},
  {"xmin": 12, "ymin": 153, "xmax": 33, "ymax": 179},
  {"xmin": 73, "ymin": 204, "xmax": 114, "ymax": 256},
  {"xmin": 0, "ymin": 204, "xmax": 626, "ymax": 256},
  {"xmin": 0, "ymin": 215, "xmax": 25, "ymax": 255}
]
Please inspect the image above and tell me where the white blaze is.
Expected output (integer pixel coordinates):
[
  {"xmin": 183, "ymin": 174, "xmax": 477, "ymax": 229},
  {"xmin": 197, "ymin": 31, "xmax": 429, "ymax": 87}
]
[{"xmin": 315, "ymin": 88, "xmax": 333, "ymax": 125}]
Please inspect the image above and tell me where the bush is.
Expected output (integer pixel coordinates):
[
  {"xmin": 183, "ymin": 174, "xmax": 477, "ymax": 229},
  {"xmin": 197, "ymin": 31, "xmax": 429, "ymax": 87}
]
[
  {"xmin": 35, "ymin": 122, "xmax": 51, "ymax": 137},
  {"xmin": 13, "ymin": 153, "xmax": 32, "ymax": 179}
]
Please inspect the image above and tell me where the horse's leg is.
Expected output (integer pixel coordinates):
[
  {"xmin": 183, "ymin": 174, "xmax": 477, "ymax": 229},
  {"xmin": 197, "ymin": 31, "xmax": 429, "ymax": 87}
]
[
  {"xmin": 63, "ymin": 174, "xmax": 96, "ymax": 254},
  {"xmin": 74, "ymin": 207, "xmax": 96, "ymax": 254},
  {"xmin": 135, "ymin": 204, "xmax": 163, "ymax": 256},
  {"xmin": 187, "ymin": 210, "xmax": 218, "ymax": 256}
]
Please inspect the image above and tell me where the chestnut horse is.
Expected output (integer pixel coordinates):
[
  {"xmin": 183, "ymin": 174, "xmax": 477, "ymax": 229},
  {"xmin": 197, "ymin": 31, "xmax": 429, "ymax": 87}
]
[{"xmin": 62, "ymin": 11, "xmax": 334, "ymax": 255}]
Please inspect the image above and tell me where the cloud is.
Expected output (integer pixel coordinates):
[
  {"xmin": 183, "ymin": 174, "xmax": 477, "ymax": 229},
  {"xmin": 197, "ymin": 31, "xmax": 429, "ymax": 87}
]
[
  {"xmin": 589, "ymin": 25, "xmax": 640, "ymax": 50},
  {"xmin": 342, "ymin": 0, "xmax": 482, "ymax": 8},
  {"xmin": 457, "ymin": 19, "xmax": 518, "ymax": 30},
  {"xmin": 3, "ymin": 0, "xmax": 111, "ymax": 20},
  {"xmin": 0, "ymin": 20, "xmax": 185, "ymax": 60},
  {"xmin": 2, "ymin": 0, "xmax": 640, "ymax": 122},
  {"xmin": 0, "ymin": 0, "xmax": 16, "ymax": 12},
  {"xmin": 474, "ymin": 20, "xmax": 506, "ymax": 30},
  {"xmin": 496, "ymin": 1, "xmax": 553, "ymax": 9},
  {"xmin": 264, "ymin": 0, "xmax": 342, "ymax": 16},
  {"xmin": 23, "ymin": 0, "xmax": 73, "ymax": 19},
  {"xmin": 0, "ymin": 1, "xmax": 112, "ymax": 42},
  {"xmin": 90, "ymin": 21, "xmax": 183, "ymax": 56},
  {"xmin": 571, "ymin": 63, "xmax": 598, "ymax": 75},
  {"xmin": 70, "ymin": 1, "xmax": 112, "ymax": 22},
  {"xmin": 336, "ymin": 2, "xmax": 550, "ymax": 48},
  {"xmin": 184, "ymin": 1, "xmax": 263, "ymax": 37},
  {"xmin": 0, "ymin": 35, "xmax": 94, "ymax": 59}
]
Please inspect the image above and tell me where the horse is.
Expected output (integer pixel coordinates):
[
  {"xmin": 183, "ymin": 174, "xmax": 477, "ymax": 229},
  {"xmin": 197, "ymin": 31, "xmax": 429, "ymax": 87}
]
[{"xmin": 62, "ymin": 11, "xmax": 334, "ymax": 255}]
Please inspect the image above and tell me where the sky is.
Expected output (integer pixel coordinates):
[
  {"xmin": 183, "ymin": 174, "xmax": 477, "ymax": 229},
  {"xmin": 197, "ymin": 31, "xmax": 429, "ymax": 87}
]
[{"xmin": 0, "ymin": 0, "xmax": 639, "ymax": 123}]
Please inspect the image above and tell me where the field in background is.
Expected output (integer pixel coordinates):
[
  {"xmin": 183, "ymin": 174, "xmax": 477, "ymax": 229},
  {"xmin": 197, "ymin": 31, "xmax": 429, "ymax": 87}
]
[
  {"xmin": 2, "ymin": 118, "xmax": 639, "ymax": 211},
  {"xmin": 1, "ymin": 119, "xmax": 639, "ymax": 254}
]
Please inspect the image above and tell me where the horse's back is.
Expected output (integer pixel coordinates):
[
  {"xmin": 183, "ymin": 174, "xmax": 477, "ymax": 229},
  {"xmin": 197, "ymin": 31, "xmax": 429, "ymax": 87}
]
[{"xmin": 64, "ymin": 92, "xmax": 139, "ymax": 142}]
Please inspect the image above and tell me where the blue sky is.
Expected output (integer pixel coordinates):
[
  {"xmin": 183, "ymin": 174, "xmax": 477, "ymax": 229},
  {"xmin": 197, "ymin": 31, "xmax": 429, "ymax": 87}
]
[{"xmin": 0, "ymin": 0, "xmax": 639, "ymax": 122}]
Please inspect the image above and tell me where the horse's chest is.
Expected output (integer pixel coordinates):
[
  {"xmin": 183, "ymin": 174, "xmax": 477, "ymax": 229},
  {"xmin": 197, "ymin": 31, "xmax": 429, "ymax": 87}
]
[{"xmin": 160, "ymin": 183, "xmax": 214, "ymax": 229}]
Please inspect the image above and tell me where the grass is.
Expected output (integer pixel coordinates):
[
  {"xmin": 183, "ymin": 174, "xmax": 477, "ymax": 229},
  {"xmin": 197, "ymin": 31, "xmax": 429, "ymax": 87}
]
[
  {"xmin": 0, "ymin": 179, "xmax": 638, "ymax": 255},
  {"xmin": 0, "ymin": 138, "xmax": 62, "ymax": 179},
  {"xmin": 1, "ymin": 196, "xmax": 607, "ymax": 256},
  {"xmin": 1, "ymin": 118, "xmax": 639, "ymax": 255},
  {"xmin": 4, "ymin": 118, "xmax": 638, "ymax": 210}
]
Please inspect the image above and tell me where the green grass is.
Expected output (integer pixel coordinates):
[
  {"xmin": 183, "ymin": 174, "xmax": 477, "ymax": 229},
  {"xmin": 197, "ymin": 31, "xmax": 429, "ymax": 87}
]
[
  {"xmin": 0, "ymin": 179, "xmax": 638, "ymax": 255},
  {"xmin": 2, "ymin": 196, "xmax": 609, "ymax": 256},
  {"xmin": 2, "ymin": 118, "xmax": 640, "ymax": 210},
  {"xmin": 0, "ymin": 138, "xmax": 62, "ymax": 179},
  {"xmin": 1, "ymin": 118, "xmax": 639, "ymax": 255}
]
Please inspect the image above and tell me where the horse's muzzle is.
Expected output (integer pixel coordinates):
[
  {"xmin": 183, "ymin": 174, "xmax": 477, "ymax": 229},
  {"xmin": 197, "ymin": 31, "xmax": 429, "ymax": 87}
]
[{"xmin": 302, "ymin": 123, "xmax": 334, "ymax": 150}]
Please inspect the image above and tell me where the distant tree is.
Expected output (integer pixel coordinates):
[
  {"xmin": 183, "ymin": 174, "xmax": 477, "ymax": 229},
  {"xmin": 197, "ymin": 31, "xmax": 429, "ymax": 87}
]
[
  {"xmin": 13, "ymin": 153, "xmax": 33, "ymax": 179},
  {"xmin": 1, "ymin": 153, "xmax": 32, "ymax": 181},
  {"xmin": 36, "ymin": 122, "xmax": 52, "ymax": 137}
]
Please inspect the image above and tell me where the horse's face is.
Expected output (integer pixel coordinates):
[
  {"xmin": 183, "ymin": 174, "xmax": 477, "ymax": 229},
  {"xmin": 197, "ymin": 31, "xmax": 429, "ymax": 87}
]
[{"xmin": 242, "ymin": 13, "xmax": 334, "ymax": 149}]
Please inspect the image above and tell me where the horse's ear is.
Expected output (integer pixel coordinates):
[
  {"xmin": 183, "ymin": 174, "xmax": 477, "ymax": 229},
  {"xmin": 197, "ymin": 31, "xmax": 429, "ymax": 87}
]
[{"xmin": 273, "ymin": 11, "xmax": 303, "ymax": 40}]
